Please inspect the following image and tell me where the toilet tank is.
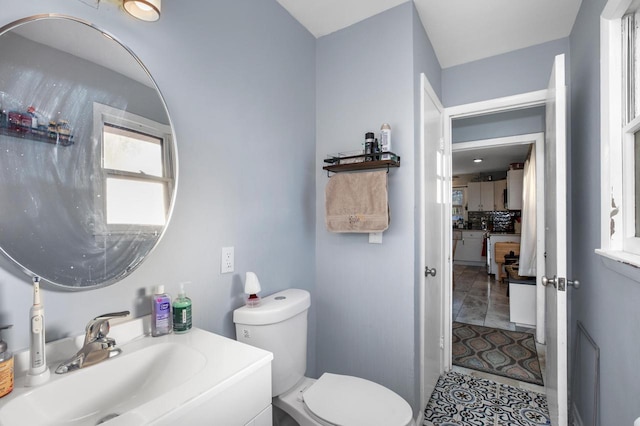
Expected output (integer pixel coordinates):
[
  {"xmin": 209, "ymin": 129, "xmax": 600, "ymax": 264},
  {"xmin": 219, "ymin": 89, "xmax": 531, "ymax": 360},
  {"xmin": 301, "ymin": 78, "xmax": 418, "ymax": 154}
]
[{"xmin": 233, "ymin": 288, "xmax": 310, "ymax": 397}]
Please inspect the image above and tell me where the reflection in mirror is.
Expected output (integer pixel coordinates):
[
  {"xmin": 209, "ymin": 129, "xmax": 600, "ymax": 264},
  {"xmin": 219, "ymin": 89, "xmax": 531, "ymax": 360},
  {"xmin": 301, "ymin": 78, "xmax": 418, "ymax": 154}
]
[{"xmin": 0, "ymin": 16, "xmax": 177, "ymax": 289}]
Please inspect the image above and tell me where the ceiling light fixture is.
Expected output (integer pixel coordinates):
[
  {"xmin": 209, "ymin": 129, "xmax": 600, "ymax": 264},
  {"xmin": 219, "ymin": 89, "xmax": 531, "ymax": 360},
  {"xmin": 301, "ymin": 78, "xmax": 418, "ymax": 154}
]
[
  {"xmin": 123, "ymin": 0, "xmax": 161, "ymax": 22},
  {"xmin": 473, "ymin": 158, "xmax": 483, "ymax": 163}
]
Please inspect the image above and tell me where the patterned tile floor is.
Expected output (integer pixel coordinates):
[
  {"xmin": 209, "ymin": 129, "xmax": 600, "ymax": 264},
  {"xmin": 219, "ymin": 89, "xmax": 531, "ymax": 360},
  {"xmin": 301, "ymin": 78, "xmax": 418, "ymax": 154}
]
[
  {"xmin": 423, "ymin": 371, "xmax": 550, "ymax": 426},
  {"xmin": 423, "ymin": 264, "xmax": 550, "ymax": 425},
  {"xmin": 452, "ymin": 264, "xmax": 546, "ymax": 394}
]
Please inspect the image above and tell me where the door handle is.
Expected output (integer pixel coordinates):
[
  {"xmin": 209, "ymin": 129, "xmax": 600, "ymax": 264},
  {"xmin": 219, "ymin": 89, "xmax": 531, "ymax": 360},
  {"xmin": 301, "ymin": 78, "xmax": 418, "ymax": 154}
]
[
  {"xmin": 543, "ymin": 276, "xmax": 576, "ymax": 291},
  {"xmin": 541, "ymin": 275, "xmax": 557, "ymax": 288},
  {"xmin": 425, "ymin": 267, "xmax": 437, "ymax": 277}
]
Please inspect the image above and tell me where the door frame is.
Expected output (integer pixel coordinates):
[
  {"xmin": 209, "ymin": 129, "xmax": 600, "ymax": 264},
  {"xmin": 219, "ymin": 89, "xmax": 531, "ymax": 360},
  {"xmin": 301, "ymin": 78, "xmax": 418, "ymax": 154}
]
[
  {"xmin": 442, "ymin": 89, "xmax": 548, "ymax": 370},
  {"xmin": 452, "ymin": 133, "xmax": 545, "ymax": 334}
]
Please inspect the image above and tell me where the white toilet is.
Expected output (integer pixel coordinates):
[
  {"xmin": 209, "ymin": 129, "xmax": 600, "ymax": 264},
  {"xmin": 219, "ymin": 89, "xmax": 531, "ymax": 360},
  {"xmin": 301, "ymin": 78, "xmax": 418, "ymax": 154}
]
[{"xmin": 233, "ymin": 288, "xmax": 413, "ymax": 426}]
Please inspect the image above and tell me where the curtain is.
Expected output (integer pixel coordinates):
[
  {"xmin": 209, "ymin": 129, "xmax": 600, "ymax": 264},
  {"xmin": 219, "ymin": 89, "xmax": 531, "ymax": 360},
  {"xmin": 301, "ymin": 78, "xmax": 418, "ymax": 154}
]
[{"xmin": 519, "ymin": 145, "xmax": 536, "ymax": 276}]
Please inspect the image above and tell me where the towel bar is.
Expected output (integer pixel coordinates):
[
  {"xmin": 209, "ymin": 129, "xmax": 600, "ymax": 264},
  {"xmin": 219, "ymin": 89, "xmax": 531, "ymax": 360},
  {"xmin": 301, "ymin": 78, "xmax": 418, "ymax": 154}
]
[{"xmin": 327, "ymin": 163, "xmax": 392, "ymax": 177}]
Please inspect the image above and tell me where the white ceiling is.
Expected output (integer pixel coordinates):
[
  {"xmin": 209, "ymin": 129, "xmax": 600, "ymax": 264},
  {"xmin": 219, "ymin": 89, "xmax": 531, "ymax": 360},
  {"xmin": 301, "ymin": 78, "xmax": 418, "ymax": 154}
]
[
  {"xmin": 276, "ymin": 0, "xmax": 577, "ymax": 173},
  {"xmin": 452, "ymin": 143, "xmax": 530, "ymax": 176},
  {"xmin": 277, "ymin": 0, "xmax": 582, "ymax": 68}
]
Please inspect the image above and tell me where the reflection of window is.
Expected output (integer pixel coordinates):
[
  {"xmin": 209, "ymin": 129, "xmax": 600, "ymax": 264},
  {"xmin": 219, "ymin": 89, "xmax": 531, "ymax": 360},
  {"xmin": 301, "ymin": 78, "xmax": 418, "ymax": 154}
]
[
  {"xmin": 103, "ymin": 125, "xmax": 166, "ymax": 226},
  {"xmin": 93, "ymin": 103, "xmax": 173, "ymax": 233},
  {"xmin": 452, "ymin": 188, "xmax": 465, "ymax": 221}
]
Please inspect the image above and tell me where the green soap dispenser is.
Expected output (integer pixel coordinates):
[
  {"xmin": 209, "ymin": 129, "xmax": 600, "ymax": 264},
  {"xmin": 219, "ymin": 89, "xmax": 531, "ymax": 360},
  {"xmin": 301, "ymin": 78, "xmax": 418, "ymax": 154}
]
[{"xmin": 173, "ymin": 282, "xmax": 192, "ymax": 334}]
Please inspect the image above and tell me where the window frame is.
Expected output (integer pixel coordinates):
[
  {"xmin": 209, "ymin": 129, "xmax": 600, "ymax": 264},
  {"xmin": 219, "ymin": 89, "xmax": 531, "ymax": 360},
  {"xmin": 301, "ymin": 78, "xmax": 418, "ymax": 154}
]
[
  {"xmin": 92, "ymin": 102, "xmax": 174, "ymax": 236},
  {"xmin": 597, "ymin": 0, "xmax": 640, "ymax": 269}
]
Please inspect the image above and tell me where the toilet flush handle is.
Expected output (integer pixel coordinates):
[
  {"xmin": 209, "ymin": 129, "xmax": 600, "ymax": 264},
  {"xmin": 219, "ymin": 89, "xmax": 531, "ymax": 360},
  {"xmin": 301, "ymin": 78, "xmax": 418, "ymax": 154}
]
[{"xmin": 425, "ymin": 267, "xmax": 436, "ymax": 277}]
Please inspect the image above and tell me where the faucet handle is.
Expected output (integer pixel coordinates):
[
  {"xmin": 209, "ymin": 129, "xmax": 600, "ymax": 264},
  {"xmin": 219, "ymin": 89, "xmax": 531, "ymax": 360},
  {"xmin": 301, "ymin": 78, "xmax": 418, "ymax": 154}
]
[
  {"xmin": 84, "ymin": 311, "xmax": 130, "ymax": 343},
  {"xmin": 93, "ymin": 311, "xmax": 130, "ymax": 322}
]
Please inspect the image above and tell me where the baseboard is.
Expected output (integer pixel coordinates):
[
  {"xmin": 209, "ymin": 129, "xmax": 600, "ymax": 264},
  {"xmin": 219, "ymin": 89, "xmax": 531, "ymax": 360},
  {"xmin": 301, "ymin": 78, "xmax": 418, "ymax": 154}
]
[
  {"xmin": 414, "ymin": 411, "xmax": 422, "ymax": 426},
  {"xmin": 453, "ymin": 260, "xmax": 485, "ymax": 267},
  {"xmin": 571, "ymin": 402, "xmax": 584, "ymax": 426}
]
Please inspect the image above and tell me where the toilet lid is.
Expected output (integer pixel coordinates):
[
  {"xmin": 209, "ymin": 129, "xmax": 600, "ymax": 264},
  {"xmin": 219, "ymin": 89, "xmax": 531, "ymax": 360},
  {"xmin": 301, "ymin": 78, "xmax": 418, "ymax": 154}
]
[{"xmin": 302, "ymin": 373, "xmax": 412, "ymax": 426}]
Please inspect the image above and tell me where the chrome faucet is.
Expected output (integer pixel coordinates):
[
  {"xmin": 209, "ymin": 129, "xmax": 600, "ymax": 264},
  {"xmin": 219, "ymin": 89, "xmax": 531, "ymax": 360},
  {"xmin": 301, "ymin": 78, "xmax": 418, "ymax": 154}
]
[{"xmin": 55, "ymin": 311, "xmax": 130, "ymax": 374}]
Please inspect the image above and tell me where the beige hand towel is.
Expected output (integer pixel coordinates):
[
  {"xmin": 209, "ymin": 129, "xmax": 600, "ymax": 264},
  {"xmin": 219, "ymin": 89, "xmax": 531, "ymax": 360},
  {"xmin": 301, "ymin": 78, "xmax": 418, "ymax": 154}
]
[{"xmin": 325, "ymin": 170, "xmax": 389, "ymax": 233}]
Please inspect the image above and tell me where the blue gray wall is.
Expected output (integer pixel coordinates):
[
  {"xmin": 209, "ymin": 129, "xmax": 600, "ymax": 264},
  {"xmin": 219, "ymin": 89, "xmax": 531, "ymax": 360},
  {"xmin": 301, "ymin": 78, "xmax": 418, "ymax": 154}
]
[
  {"xmin": 2, "ymin": 0, "xmax": 631, "ymax": 423},
  {"xmin": 315, "ymin": 2, "xmax": 441, "ymax": 412},
  {"xmin": 0, "ymin": 0, "xmax": 317, "ymax": 373},
  {"xmin": 452, "ymin": 107, "xmax": 545, "ymax": 143},
  {"xmin": 569, "ymin": 0, "xmax": 640, "ymax": 424},
  {"xmin": 442, "ymin": 38, "xmax": 570, "ymax": 107}
]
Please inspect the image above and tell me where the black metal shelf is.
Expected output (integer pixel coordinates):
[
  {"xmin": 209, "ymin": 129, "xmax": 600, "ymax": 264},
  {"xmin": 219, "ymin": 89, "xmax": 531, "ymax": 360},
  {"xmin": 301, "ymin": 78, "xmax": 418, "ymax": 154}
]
[
  {"xmin": 0, "ymin": 123, "xmax": 74, "ymax": 146},
  {"xmin": 323, "ymin": 152, "xmax": 400, "ymax": 175}
]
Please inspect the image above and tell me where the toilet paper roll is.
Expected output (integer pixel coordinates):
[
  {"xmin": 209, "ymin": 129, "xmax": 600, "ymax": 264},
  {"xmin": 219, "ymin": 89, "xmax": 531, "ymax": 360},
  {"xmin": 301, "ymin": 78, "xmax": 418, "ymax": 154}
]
[{"xmin": 635, "ymin": 417, "xmax": 640, "ymax": 426}]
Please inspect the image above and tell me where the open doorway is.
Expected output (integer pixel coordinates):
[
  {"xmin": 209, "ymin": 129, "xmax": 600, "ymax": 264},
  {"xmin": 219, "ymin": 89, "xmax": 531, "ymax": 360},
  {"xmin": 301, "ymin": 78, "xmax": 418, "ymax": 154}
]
[
  {"xmin": 422, "ymin": 54, "xmax": 569, "ymax": 426},
  {"xmin": 450, "ymin": 132, "xmax": 546, "ymax": 388},
  {"xmin": 451, "ymin": 134, "xmax": 539, "ymax": 332}
]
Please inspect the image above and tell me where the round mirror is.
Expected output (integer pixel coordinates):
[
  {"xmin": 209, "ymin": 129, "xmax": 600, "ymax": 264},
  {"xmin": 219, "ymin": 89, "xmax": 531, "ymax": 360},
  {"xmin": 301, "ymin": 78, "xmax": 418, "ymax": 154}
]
[{"xmin": 0, "ymin": 15, "xmax": 177, "ymax": 289}]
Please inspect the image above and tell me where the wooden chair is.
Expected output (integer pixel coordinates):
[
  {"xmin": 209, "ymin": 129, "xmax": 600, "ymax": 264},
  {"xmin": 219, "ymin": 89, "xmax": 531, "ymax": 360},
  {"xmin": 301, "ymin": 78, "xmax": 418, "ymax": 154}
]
[{"xmin": 494, "ymin": 241, "xmax": 520, "ymax": 283}]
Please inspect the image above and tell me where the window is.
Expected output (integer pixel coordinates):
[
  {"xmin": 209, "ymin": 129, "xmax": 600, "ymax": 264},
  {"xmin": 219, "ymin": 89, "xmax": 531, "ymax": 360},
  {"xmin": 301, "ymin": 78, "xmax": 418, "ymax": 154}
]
[
  {"xmin": 93, "ymin": 103, "xmax": 173, "ymax": 234},
  {"xmin": 452, "ymin": 188, "xmax": 466, "ymax": 224},
  {"xmin": 598, "ymin": 0, "xmax": 640, "ymax": 267}
]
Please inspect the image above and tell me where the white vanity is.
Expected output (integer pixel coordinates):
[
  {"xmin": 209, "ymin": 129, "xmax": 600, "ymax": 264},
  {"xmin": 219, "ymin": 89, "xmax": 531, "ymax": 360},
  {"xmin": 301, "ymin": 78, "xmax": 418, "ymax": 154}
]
[{"xmin": 0, "ymin": 317, "xmax": 273, "ymax": 426}]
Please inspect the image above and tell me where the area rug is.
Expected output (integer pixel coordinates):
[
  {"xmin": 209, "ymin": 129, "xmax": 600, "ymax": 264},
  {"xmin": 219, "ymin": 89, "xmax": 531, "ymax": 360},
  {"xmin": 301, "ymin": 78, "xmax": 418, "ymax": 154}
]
[
  {"xmin": 423, "ymin": 371, "xmax": 550, "ymax": 426},
  {"xmin": 452, "ymin": 322, "xmax": 544, "ymax": 386}
]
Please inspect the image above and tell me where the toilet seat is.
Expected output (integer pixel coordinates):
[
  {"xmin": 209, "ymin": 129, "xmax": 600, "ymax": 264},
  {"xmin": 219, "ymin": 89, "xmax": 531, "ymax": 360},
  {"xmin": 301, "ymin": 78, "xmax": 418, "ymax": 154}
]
[{"xmin": 302, "ymin": 373, "xmax": 413, "ymax": 426}]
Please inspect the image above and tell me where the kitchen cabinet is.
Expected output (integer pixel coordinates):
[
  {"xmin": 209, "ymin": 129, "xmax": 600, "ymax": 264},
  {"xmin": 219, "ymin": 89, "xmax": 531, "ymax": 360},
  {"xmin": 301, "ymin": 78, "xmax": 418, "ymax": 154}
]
[
  {"xmin": 493, "ymin": 179, "xmax": 507, "ymax": 211},
  {"xmin": 507, "ymin": 169, "xmax": 524, "ymax": 210},
  {"xmin": 454, "ymin": 230, "xmax": 485, "ymax": 264},
  {"xmin": 467, "ymin": 181, "xmax": 495, "ymax": 211}
]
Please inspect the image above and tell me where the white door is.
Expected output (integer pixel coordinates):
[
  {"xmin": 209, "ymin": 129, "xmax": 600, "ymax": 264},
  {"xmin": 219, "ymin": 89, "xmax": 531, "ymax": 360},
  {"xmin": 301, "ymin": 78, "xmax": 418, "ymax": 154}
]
[
  {"xmin": 419, "ymin": 73, "xmax": 445, "ymax": 415},
  {"xmin": 544, "ymin": 53, "xmax": 568, "ymax": 426}
]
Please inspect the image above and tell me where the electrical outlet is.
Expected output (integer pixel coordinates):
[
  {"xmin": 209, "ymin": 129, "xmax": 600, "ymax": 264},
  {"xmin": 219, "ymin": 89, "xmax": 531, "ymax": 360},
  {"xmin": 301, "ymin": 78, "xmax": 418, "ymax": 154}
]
[{"xmin": 221, "ymin": 247, "xmax": 234, "ymax": 274}]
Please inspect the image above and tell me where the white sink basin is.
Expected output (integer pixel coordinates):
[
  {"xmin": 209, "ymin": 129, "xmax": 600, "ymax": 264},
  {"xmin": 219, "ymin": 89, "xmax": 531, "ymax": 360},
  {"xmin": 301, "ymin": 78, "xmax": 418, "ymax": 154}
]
[{"xmin": 0, "ymin": 319, "xmax": 273, "ymax": 425}]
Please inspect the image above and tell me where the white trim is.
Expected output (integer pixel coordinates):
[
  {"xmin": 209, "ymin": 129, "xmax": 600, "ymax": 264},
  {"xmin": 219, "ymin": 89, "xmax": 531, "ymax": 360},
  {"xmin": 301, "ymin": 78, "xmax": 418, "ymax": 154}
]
[
  {"xmin": 598, "ymin": 0, "xmax": 640, "ymax": 264},
  {"xmin": 445, "ymin": 90, "xmax": 547, "ymax": 119},
  {"xmin": 417, "ymin": 75, "xmax": 427, "ymax": 426},
  {"xmin": 417, "ymin": 73, "xmax": 444, "ymax": 426},
  {"xmin": 600, "ymin": 13, "xmax": 623, "ymax": 250},
  {"xmin": 596, "ymin": 249, "xmax": 640, "ymax": 283},
  {"xmin": 602, "ymin": 0, "xmax": 633, "ymax": 19},
  {"xmin": 443, "ymin": 91, "xmax": 548, "ymax": 370},
  {"xmin": 596, "ymin": 248, "xmax": 640, "ymax": 268},
  {"xmin": 534, "ymin": 136, "xmax": 546, "ymax": 340},
  {"xmin": 452, "ymin": 133, "xmax": 539, "ymax": 152}
]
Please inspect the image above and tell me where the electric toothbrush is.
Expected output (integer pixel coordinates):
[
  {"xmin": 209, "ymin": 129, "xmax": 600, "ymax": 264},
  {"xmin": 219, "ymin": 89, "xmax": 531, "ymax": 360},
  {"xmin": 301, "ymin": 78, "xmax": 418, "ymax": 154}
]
[{"xmin": 25, "ymin": 276, "xmax": 50, "ymax": 386}]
